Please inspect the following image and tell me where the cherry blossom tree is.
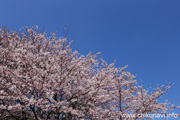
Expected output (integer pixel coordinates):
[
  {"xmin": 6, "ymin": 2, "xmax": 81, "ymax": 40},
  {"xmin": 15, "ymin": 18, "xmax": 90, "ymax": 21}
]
[{"xmin": 0, "ymin": 26, "xmax": 178, "ymax": 120}]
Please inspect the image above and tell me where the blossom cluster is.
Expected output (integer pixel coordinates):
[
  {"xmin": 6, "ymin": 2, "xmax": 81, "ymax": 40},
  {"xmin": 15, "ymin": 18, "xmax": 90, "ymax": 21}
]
[{"xmin": 0, "ymin": 26, "xmax": 176, "ymax": 120}]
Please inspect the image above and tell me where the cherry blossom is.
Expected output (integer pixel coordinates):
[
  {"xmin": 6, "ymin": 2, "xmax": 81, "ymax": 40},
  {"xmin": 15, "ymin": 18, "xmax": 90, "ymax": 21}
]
[{"xmin": 0, "ymin": 26, "xmax": 178, "ymax": 120}]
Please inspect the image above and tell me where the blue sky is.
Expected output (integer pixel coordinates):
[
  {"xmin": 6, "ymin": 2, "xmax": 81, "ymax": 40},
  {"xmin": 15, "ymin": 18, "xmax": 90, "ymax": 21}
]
[{"xmin": 0, "ymin": 0, "xmax": 180, "ymax": 116}]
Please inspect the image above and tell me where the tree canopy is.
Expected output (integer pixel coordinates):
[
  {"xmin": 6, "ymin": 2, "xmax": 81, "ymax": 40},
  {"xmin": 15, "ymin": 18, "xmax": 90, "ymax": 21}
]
[{"xmin": 0, "ymin": 27, "xmax": 177, "ymax": 120}]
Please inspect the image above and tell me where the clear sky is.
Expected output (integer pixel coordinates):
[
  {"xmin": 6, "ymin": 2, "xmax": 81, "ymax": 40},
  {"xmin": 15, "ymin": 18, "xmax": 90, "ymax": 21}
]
[{"xmin": 0, "ymin": 0, "xmax": 180, "ymax": 117}]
